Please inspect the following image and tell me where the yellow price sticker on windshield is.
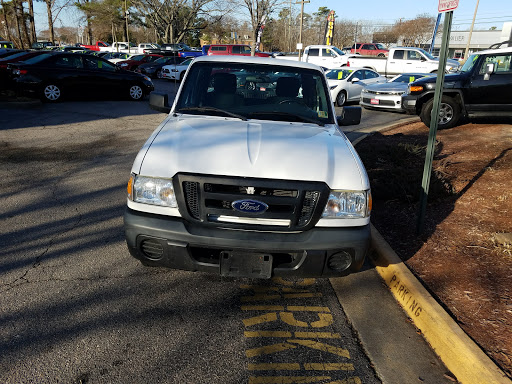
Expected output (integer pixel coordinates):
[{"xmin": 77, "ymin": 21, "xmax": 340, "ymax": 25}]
[
  {"xmin": 318, "ymin": 111, "xmax": 328, "ymax": 118},
  {"xmin": 98, "ymin": 61, "xmax": 103, "ymax": 68},
  {"xmin": 409, "ymin": 76, "xmax": 415, "ymax": 82},
  {"xmin": 338, "ymin": 71, "xmax": 343, "ymax": 79}
]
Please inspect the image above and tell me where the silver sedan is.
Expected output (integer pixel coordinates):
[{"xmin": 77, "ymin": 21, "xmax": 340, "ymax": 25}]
[{"xmin": 326, "ymin": 67, "xmax": 387, "ymax": 106}]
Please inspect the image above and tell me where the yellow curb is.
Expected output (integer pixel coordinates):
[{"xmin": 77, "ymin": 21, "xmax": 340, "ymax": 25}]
[{"xmin": 369, "ymin": 224, "xmax": 511, "ymax": 384}]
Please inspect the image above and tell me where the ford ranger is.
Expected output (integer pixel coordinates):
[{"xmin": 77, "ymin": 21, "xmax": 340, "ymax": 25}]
[{"xmin": 124, "ymin": 56, "xmax": 371, "ymax": 278}]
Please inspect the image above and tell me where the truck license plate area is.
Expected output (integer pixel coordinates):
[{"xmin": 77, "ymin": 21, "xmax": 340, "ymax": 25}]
[
  {"xmin": 371, "ymin": 98, "xmax": 379, "ymax": 105},
  {"xmin": 220, "ymin": 251, "xmax": 273, "ymax": 278}
]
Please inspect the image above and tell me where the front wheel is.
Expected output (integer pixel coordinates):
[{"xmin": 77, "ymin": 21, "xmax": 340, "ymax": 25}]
[
  {"xmin": 378, "ymin": 53, "xmax": 386, "ymax": 57},
  {"xmin": 420, "ymin": 95, "xmax": 461, "ymax": 129},
  {"xmin": 156, "ymin": 70, "xmax": 163, "ymax": 79},
  {"xmin": 336, "ymin": 90, "xmax": 347, "ymax": 107},
  {"xmin": 41, "ymin": 83, "xmax": 62, "ymax": 102},
  {"xmin": 128, "ymin": 84, "xmax": 144, "ymax": 101}
]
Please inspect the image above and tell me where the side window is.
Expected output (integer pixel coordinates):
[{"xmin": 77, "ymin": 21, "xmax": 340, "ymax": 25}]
[
  {"xmin": 322, "ymin": 48, "xmax": 330, "ymax": 57},
  {"xmin": 480, "ymin": 54, "xmax": 512, "ymax": 73},
  {"xmin": 407, "ymin": 51, "xmax": 422, "ymax": 60},
  {"xmin": 84, "ymin": 56, "xmax": 116, "ymax": 71},
  {"xmin": 242, "ymin": 46, "xmax": 252, "ymax": 54},
  {"xmin": 232, "ymin": 46, "xmax": 241, "ymax": 54},
  {"xmin": 393, "ymin": 50, "xmax": 405, "ymax": 60},
  {"xmin": 353, "ymin": 70, "xmax": 364, "ymax": 80},
  {"xmin": 53, "ymin": 56, "xmax": 82, "ymax": 68},
  {"xmin": 362, "ymin": 44, "xmax": 370, "ymax": 50},
  {"xmin": 308, "ymin": 48, "xmax": 319, "ymax": 57},
  {"xmin": 364, "ymin": 70, "xmax": 379, "ymax": 79},
  {"xmin": 368, "ymin": 45, "xmax": 376, "ymax": 50}
]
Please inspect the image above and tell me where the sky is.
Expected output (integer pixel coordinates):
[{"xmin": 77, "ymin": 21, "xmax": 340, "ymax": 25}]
[{"xmin": 32, "ymin": 0, "xmax": 512, "ymax": 37}]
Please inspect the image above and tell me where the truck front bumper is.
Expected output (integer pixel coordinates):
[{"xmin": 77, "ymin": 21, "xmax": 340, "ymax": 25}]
[
  {"xmin": 124, "ymin": 208, "xmax": 370, "ymax": 278},
  {"xmin": 401, "ymin": 94, "xmax": 419, "ymax": 114}
]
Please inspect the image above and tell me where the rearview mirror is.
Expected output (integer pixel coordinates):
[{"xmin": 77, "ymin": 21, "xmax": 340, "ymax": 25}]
[
  {"xmin": 149, "ymin": 92, "xmax": 171, "ymax": 113},
  {"xmin": 337, "ymin": 106, "xmax": 361, "ymax": 126}
]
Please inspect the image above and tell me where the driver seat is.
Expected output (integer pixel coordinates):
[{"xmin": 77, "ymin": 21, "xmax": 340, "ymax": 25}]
[{"xmin": 271, "ymin": 77, "xmax": 301, "ymax": 104}]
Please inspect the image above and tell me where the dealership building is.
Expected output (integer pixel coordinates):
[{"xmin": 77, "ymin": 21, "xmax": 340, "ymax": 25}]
[{"xmin": 431, "ymin": 21, "xmax": 512, "ymax": 58}]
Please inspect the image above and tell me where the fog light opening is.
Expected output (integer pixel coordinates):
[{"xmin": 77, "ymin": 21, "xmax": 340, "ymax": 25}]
[{"xmin": 328, "ymin": 251, "xmax": 352, "ymax": 272}]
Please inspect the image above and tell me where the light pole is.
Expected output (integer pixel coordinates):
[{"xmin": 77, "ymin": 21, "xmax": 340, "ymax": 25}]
[
  {"xmin": 125, "ymin": 0, "xmax": 130, "ymax": 53},
  {"xmin": 463, "ymin": 0, "xmax": 479, "ymax": 61},
  {"xmin": 296, "ymin": 0, "xmax": 309, "ymax": 61}
]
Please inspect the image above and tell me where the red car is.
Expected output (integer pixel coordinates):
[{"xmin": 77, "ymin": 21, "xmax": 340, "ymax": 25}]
[
  {"xmin": 116, "ymin": 54, "xmax": 163, "ymax": 71},
  {"xmin": 350, "ymin": 43, "xmax": 389, "ymax": 57},
  {"xmin": 207, "ymin": 44, "xmax": 271, "ymax": 57}
]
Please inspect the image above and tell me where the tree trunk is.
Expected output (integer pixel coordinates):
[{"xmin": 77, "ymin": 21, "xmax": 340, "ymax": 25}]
[
  {"xmin": 0, "ymin": 0, "xmax": 13, "ymax": 41},
  {"xmin": 20, "ymin": 2, "xmax": 31, "ymax": 46},
  {"xmin": 27, "ymin": 0, "xmax": 37, "ymax": 43},
  {"xmin": 13, "ymin": 0, "xmax": 24, "ymax": 48},
  {"xmin": 45, "ymin": 0, "xmax": 55, "ymax": 44}
]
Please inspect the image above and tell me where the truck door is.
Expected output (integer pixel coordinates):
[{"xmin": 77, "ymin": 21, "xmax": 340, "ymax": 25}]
[
  {"xmin": 305, "ymin": 48, "xmax": 320, "ymax": 65},
  {"xmin": 466, "ymin": 53, "xmax": 512, "ymax": 113},
  {"xmin": 387, "ymin": 49, "xmax": 405, "ymax": 75},
  {"xmin": 403, "ymin": 50, "xmax": 428, "ymax": 73}
]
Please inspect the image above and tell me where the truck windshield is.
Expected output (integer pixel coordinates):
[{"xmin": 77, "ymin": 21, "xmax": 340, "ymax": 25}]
[
  {"xmin": 331, "ymin": 47, "xmax": 345, "ymax": 56},
  {"xmin": 175, "ymin": 62, "xmax": 334, "ymax": 126},
  {"xmin": 416, "ymin": 48, "xmax": 435, "ymax": 60},
  {"xmin": 460, "ymin": 54, "xmax": 479, "ymax": 72}
]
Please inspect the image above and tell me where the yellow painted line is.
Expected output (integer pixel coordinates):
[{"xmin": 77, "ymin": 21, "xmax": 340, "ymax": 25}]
[
  {"xmin": 304, "ymin": 363, "xmax": 354, "ymax": 371},
  {"xmin": 245, "ymin": 342, "xmax": 296, "ymax": 357},
  {"xmin": 243, "ymin": 312, "xmax": 278, "ymax": 327},
  {"xmin": 245, "ymin": 331, "xmax": 292, "ymax": 338},
  {"xmin": 281, "ymin": 288, "xmax": 311, "ymax": 293},
  {"xmin": 248, "ymin": 363, "xmax": 300, "ymax": 371},
  {"xmin": 294, "ymin": 332, "xmax": 341, "ymax": 339},
  {"xmin": 272, "ymin": 277, "xmax": 317, "ymax": 286},
  {"xmin": 241, "ymin": 285, "xmax": 280, "ymax": 292},
  {"xmin": 242, "ymin": 294, "xmax": 281, "ymax": 302},
  {"xmin": 287, "ymin": 306, "xmax": 330, "ymax": 312},
  {"xmin": 367, "ymin": 224, "xmax": 511, "ymax": 384},
  {"xmin": 287, "ymin": 339, "xmax": 350, "ymax": 358},
  {"xmin": 280, "ymin": 312, "xmax": 308, "ymax": 327},
  {"xmin": 241, "ymin": 305, "xmax": 284, "ymax": 311},
  {"xmin": 325, "ymin": 378, "xmax": 362, "ymax": 384},
  {"xmin": 283, "ymin": 293, "xmax": 322, "ymax": 299},
  {"xmin": 311, "ymin": 313, "xmax": 334, "ymax": 328},
  {"xmin": 249, "ymin": 376, "xmax": 330, "ymax": 384}
]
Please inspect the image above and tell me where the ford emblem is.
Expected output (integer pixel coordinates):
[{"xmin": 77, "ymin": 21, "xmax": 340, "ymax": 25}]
[{"xmin": 232, "ymin": 199, "xmax": 268, "ymax": 214}]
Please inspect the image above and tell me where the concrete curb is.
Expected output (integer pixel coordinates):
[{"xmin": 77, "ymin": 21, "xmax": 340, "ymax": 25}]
[{"xmin": 369, "ymin": 224, "xmax": 511, "ymax": 384}]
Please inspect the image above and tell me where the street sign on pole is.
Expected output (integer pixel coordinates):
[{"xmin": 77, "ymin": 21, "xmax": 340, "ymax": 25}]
[
  {"xmin": 439, "ymin": 0, "xmax": 459, "ymax": 13},
  {"xmin": 417, "ymin": 10, "xmax": 454, "ymax": 234}
]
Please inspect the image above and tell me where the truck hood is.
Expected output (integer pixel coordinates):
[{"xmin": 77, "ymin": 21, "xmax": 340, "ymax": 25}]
[{"xmin": 135, "ymin": 115, "xmax": 368, "ymax": 190}]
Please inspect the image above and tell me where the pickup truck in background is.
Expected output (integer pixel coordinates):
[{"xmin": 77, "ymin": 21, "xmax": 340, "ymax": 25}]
[
  {"xmin": 350, "ymin": 43, "xmax": 389, "ymax": 57},
  {"xmin": 208, "ymin": 44, "xmax": 271, "ymax": 57},
  {"xmin": 273, "ymin": 45, "xmax": 349, "ymax": 68},
  {"xmin": 124, "ymin": 56, "xmax": 371, "ymax": 278},
  {"xmin": 402, "ymin": 46, "xmax": 512, "ymax": 129},
  {"xmin": 178, "ymin": 45, "xmax": 210, "ymax": 59},
  {"xmin": 79, "ymin": 41, "xmax": 110, "ymax": 51},
  {"xmin": 346, "ymin": 47, "xmax": 460, "ymax": 76}
]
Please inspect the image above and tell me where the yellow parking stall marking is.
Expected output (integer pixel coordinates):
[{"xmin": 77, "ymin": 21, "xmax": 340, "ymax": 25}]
[
  {"xmin": 325, "ymin": 378, "xmax": 362, "ymax": 384},
  {"xmin": 280, "ymin": 313, "xmax": 334, "ymax": 328},
  {"xmin": 249, "ymin": 376, "xmax": 331, "ymax": 384},
  {"xmin": 240, "ymin": 286, "xmax": 311, "ymax": 294},
  {"xmin": 245, "ymin": 331, "xmax": 292, "ymax": 338},
  {"xmin": 283, "ymin": 293, "xmax": 322, "ymax": 299},
  {"xmin": 294, "ymin": 332, "xmax": 340, "ymax": 339},
  {"xmin": 287, "ymin": 306, "xmax": 330, "ymax": 312},
  {"xmin": 272, "ymin": 277, "xmax": 317, "ymax": 286},
  {"xmin": 304, "ymin": 363, "xmax": 354, "ymax": 371},
  {"xmin": 242, "ymin": 305, "xmax": 285, "ymax": 311},
  {"xmin": 287, "ymin": 340, "xmax": 350, "ymax": 358},
  {"xmin": 246, "ymin": 342, "xmax": 297, "ymax": 357},
  {"xmin": 248, "ymin": 363, "xmax": 300, "ymax": 370},
  {"xmin": 242, "ymin": 294, "xmax": 281, "ymax": 302},
  {"xmin": 243, "ymin": 312, "xmax": 278, "ymax": 327}
]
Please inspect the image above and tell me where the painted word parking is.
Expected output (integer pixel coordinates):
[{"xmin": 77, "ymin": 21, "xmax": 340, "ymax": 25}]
[{"xmin": 240, "ymin": 278, "xmax": 377, "ymax": 384}]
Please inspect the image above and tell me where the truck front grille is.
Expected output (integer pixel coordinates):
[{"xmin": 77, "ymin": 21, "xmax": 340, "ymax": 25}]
[{"xmin": 176, "ymin": 174, "xmax": 329, "ymax": 232}]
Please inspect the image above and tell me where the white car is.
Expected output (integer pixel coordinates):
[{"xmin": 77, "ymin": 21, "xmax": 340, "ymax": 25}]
[
  {"xmin": 326, "ymin": 67, "xmax": 387, "ymax": 106},
  {"xmin": 107, "ymin": 52, "xmax": 136, "ymax": 64},
  {"xmin": 360, "ymin": 73, "xmax": 434, "ymax": 111},
  {"xmin": 161, "ymin": 58, "xmax": 193, "ymax": 81}
]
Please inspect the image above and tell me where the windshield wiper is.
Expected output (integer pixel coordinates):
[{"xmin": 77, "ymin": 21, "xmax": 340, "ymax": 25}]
[
  {"xmin": 247, "ymin": 111, "xmax": 325, "ymax": 127},
  {"xmin": 177, "ymin": 107, "xmax": 247, "ymax": 121}
]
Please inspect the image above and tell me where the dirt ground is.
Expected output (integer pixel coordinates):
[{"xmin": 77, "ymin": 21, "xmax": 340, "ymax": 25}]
[{"xmin": 355, "ymin": 121, "xmax": 512, "ymax": 379}]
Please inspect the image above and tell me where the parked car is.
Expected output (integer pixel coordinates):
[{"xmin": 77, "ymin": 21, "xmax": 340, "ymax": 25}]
[
  {"xmin": 360, "ymin": 73, "xmax": 434, "ymax": 111},
  {"xmin": 116, "ymin": 54, "xmax": 163, "ymax": 71},
  {"xmin": 208, "ymin": 44, "xmax": 271, "ymax": 57},
  {"xmin": 326, "ymin": 67, "xmax": 387, "ymax": 106},
  {"xmin": 274, "ymin": 45, "xmax": 348, "ymax": 68},
  {"xmin": 178, "ymin": 45, "xmax": 210, "ymax": 59},
  {"xmin": 0, "ymin": 41, "xmax": 14, "ymax": 49},
  {"xmin": 136, "ymin": 56, "xmax": 186, "ymax": 78},
  {"xmin": 161, "ymin": 43, "xmax": 194, "ymax": 52},
  {"xmin": 103, "ymin": 52, "xmax": 134, "ymax": 63},
  {"xmin": 0, "ymin": 50, "xmax": 47, "ymax": 89},
  {"xmin": 31, "ymin": 41, "xmax": 55, "ymax": 50},
  {"xmin": 160, "ymin": 58, "xmax": 193, "ymax": 81},
  {"xmin": 350, "ymin": 43, "xmax": 389, "ymax": 57},
  {"xmin": 10, "ymin": 52, "xmax": 154, "ymax": 102},
  {"xmin": 402, "ymin": 46, "xmax": 512, "ymax": 129}
]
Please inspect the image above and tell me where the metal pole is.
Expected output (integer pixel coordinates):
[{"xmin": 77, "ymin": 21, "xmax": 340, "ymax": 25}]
[
  {"xmin": 298, "ymin": 0, "xmax": 304, "ymax": 60},
  {"xmin": 464, "ymin": 0, "xmax": 479, "ymax": 61},
  {"xmin": 417, "ymin": 10, "xmax": 453, "ymax": 234},
  {"xmin": 125, "ymin": 0, "xmax": 130, "ymax": 53},
  {"xmin": 429, "ymin": 13, "xmax": 442, "ymax": 54}
]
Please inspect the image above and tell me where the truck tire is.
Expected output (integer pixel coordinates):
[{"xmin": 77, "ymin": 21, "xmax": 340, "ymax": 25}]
[
  {"xmin": 420, "ymin": 95, "xmax": 461, "ymax": 129},
  {"xmin": 336, "ymin": 90, "xmax": 347, "ymax": 106}
]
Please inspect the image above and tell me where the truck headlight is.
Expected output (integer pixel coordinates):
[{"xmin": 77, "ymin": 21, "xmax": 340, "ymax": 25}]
[
  {"xmin": 128, "ymin": 174, "xmax": 177, "ymax": 207},
  {"xmin": 322, "ymin": 190, "xmax": 371, "ymax": 218}
]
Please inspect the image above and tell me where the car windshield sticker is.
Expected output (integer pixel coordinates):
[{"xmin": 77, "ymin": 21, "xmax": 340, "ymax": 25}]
[
  {"xmin": 318, "ymin": 111, "xmax": 328, "ymax": 118},
  {"xmin": 98, "ymin": 61, "xmax": 103, "ymax": 68},
  {"xmin": 409, "ymin": 76, "xmax": 415, "ymax": 83}
]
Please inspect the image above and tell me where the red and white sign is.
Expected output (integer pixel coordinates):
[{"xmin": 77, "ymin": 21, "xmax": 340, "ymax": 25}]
[{"xmin": 438, "ymin": 0, "xmax": 459, "ymax": 13}]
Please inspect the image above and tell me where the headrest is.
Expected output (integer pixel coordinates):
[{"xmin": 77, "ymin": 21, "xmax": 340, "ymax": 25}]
[{"xmin": 276, "ymin": 77, "xmax": 300, "ymax": 97}]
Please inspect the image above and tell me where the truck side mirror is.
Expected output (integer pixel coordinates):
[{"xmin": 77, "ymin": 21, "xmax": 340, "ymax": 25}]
[
  {"xmin": 149, "ymin": 92, "xmax": 171, "ymax": 113},
  {"xmin": 483, "ymin": 63, "xmax": 495, "ymax": 81},
  {"xmin": 337, "ymin": 106, "xmax": 361, "ymax": 126}
]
